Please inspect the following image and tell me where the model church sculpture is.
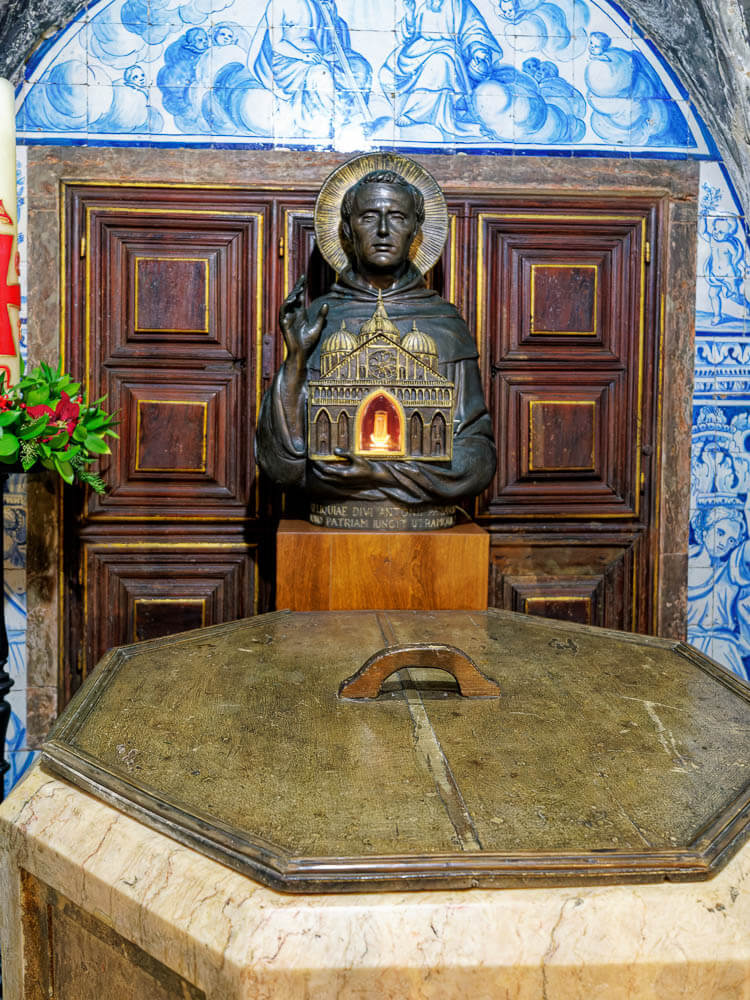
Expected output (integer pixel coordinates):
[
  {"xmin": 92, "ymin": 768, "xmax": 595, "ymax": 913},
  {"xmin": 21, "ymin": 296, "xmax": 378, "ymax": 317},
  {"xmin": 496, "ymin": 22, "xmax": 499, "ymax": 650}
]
[{"xmin": 308, "ymin": 294, "xmax": 455, "ymax": 463}]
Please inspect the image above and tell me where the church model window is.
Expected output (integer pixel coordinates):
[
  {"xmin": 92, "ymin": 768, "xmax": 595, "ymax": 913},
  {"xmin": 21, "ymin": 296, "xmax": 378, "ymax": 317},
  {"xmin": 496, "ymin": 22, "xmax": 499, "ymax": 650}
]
[{"xmin": 308, "ymin": 295, "xmax": 454, "ymax": 462}]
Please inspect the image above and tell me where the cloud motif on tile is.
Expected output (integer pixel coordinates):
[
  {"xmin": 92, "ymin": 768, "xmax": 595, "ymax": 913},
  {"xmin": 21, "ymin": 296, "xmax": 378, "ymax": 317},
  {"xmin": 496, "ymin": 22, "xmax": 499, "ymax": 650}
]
[
  {"xmin": 179, "ymin": 0, "xmax": 235, "ymax": 23},
  {"xmin": 90, "ymin": 69, "xmax": 165, "ymax": 133},
  {"xmin": 23, "ymin": 61, "xmax": 90, "ymax": 130},
  {"xmin": 495, "ymin": 0, "xmax": 589, "ymax": 62},
  {"xmin": 121, "ymin": 0, "xmax": 175, "ymax": 46},
  {"xmin": 89, "ymin": 17, "xmax": 151, "ymax": 67},
  {"xmin": 16, "ymin": 0, "xmax": 706, "ymax": 153},
  {"xmin": 584, "ymin": 32, "xmax": 694, "ymax": 146},
  {"xmin": 474, "ymin": 64, "xmax": 586, "ymax": 142},
  {"xmin": 158, "ymin": 22, "xmax": 260, "ymax": 133}
]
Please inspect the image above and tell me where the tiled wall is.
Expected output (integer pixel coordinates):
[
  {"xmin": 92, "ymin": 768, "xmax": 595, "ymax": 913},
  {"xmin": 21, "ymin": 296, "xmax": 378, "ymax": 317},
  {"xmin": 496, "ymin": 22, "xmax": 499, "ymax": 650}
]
[
  {"xmin": 690, "ymin": 161, "xmax": 750, "ymax": 684},
  {"xmin": 4, "ymin": 0, "xmax": 748, "ymax": 790}
]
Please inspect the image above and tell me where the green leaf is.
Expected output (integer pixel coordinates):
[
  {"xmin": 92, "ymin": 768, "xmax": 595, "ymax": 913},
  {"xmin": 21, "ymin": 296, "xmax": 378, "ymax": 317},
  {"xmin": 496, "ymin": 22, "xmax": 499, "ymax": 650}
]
[
  {"xmin": 53, "ymin": 456, "xmax": 75, "ymax": 484},
  {"xmin": 72, "ymin": 423, "xmax": 88, "ymax": 442},
  {"xmin": 60, "ymin": 444, "xmax": 81, "ymax": 462},
  {"xmin": 0, "ymin": 433, "xmax": 19, "ymax": 462},
  {"xmin": 85, "ymin": 415, "xmax": 111, "ymax": 431},
  {"xmin": 84, "ymin": 434, "xmax": 110, "ymax": 455},
  {"xmin": 39, "ymin": 442, "xmax": 51, "ymax": 459},
  {"xmin": 0, "ymin": 410, "xmax": 19, "ymax": 427},
  {"xmin": 48, "ymin": 430, "xmax": 70, "ymax": 451},
  {"xmin": 17, "ymin": 415, "xmax": 50, "ymax": 440},
  {"xmin": 26, "ymin": 387, "xmax": 50, "ymax": 406}
]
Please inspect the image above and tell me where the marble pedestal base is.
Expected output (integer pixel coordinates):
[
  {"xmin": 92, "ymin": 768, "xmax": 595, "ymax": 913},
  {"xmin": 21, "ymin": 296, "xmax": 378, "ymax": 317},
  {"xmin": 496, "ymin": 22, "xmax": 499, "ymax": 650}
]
[{"xmin": 2, "ymin": 766, "xmax": 749, "ymax": 999}]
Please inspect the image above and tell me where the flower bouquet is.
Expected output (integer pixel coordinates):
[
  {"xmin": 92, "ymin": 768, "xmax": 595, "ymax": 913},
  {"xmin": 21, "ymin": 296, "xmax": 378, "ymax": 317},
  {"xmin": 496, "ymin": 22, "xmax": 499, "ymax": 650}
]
[{"xmin": 0, "ymin": 362, "xmax": 117, "ymax": 493}]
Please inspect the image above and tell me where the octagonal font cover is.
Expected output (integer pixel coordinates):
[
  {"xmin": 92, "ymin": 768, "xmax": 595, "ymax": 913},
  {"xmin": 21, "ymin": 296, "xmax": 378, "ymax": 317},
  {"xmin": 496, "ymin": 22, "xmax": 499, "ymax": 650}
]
[{"xmin": 42, "ymin": 609, "xmax": 750, "ymax": 892}]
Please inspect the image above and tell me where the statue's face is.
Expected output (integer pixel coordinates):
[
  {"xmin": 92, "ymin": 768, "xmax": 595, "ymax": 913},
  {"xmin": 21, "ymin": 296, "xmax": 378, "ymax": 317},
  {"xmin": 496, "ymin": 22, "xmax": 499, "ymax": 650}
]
[{"xmin": 347, "ymin": 182, "xmax": 418, "ymax": 278}]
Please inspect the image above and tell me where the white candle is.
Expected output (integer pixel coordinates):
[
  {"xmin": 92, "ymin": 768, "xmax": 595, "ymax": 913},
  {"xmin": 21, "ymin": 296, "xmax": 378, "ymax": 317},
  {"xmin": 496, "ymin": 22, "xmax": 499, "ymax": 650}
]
[{"xmin": 0, "ymin": 79, "xmax": 20, "ymax": 388}]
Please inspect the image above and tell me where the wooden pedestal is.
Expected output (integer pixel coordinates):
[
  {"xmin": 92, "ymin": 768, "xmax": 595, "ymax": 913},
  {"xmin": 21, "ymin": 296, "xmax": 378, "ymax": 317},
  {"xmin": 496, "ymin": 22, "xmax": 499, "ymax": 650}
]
[{"xmin": 276, "ymin": 519, "xmax": 489, "ymax": 611}]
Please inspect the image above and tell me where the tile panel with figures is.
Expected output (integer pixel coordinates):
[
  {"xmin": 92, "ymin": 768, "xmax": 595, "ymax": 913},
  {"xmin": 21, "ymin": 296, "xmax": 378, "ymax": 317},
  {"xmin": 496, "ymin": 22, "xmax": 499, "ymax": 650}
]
[{"xmin": 14, "ymin": 0, "xmax": 711, "ymax": 155}]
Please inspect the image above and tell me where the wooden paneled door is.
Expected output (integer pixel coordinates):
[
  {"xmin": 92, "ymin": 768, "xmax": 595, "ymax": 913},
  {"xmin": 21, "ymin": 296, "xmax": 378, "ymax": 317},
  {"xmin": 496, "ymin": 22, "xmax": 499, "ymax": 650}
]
[
  {"xmin": 471, "ymin": 197, "xmax": 661, "ymax": 633},
  {"xmin": 62, "ymin": 182, "xmax": 663, "ymax": 700},
  {"xmin": 62, "ymin": 184, "xmax": 310, "ymax": 697}
]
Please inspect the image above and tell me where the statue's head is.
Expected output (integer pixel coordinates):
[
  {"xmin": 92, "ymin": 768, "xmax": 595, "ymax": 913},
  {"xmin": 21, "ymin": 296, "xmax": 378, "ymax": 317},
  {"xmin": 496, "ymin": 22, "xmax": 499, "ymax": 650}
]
[{"xmin": 340, "ymin": 170, "xmax": 425, "ymax": 282}]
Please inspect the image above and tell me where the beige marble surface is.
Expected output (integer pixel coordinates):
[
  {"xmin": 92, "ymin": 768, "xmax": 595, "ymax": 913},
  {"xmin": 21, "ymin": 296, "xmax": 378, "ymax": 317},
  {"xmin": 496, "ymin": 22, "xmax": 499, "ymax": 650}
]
[{"xmin": 1, "ymin": 764, "xmax": 749, "ymax": 999}]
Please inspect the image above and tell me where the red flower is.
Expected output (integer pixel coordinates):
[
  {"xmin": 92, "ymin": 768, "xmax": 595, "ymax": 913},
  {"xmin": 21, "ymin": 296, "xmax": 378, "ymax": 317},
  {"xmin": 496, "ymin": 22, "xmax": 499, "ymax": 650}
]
[
  {"xmin": 25, "ymin": 402, "xmax": 54, "ymax": 421},
  {"xmin": 25, "ymin": 393, "xmax": 80, "ymax": 436},
  {"xmin": 54, "ymin": 391, "xmax": 79, "ymax": 435},
  {"xmin": 0, "ymin": 395, "xmax": 12, "ymax": 411}
]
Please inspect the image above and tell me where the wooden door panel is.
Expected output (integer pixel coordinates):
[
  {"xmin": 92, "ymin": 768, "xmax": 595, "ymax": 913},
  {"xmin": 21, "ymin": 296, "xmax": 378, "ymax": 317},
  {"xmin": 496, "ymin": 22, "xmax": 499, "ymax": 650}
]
[
  {"xmin": 93, "ymin": 211, "xmax": 261, "ymax": 362},
  {"xmin": 134, "ymin": 255, "xmax": 210, "ymax": 335},
  {"xmin": 477, "ymin": 204, "xmax": 650, "ymax": 523},
  {"xmin": 89, "ymin": 368, "xmax": 249, "ymax": 515},
  {"xmin": 495, "ymin": 370, "xmax": 635, "ymax": 514},
  {"xmin": 473, "ymin": 197, "xmax": 657, "ymax": 634},
  {"xmin": 82, "ymin": 544, "xmax": 254, "ymax": 670},
  {"xmin": 63, "ymin": 184, "xmax": 273, "ymax": 696},
  {"xmin": 282, "ymin": 201, "xmax": 334, "ymax": 305},
  {"xmin": 481, "ymin": 211, "xmax": 645, "ymax": 366},
  {"xmin": 489, "ymin": 538, "xmax": 636, "ymax": 631}
]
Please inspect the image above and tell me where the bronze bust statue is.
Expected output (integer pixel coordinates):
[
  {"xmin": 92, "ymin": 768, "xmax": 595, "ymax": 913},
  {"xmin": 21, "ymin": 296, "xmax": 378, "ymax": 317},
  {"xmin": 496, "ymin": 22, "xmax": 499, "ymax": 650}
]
[{"xmin": 256, "ymin": 153, "xmax": 496, "ymax": 529}]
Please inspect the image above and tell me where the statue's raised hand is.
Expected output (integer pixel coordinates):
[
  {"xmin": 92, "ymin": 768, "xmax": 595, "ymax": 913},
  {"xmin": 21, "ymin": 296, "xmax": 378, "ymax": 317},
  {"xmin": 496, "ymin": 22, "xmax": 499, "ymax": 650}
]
[{"xmin": 280, "ymin": 276, "xmax": 328, "ymax": 368}]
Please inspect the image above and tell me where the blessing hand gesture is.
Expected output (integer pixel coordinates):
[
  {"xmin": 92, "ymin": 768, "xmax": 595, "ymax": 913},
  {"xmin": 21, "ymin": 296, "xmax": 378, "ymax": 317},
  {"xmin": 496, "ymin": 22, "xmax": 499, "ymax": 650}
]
[{"xmin": 280, "ymin": 276, "xmax": 329, "ymax": 368}]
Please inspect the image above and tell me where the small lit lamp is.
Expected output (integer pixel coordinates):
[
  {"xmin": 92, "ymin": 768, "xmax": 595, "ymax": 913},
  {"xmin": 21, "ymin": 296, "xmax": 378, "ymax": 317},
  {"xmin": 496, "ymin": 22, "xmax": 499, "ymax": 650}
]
[{"xmin": 369, "ymin": 410, "xmax": 391, "ymax": 450}]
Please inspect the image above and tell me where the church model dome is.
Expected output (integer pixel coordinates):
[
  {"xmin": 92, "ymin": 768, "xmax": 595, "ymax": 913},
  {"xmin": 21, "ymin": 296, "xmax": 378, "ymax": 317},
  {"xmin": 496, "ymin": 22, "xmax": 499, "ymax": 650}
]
[
  {"xmin": 401, "ymin": 321, "xmax": 439, "ymax": 372},
  {"xmin": 320, "ymin": 321, "xmax": 358, "ymax": 374},
  {"xmin": 358, "ymin": 294, "xmax": 401, "ymax": 344}
]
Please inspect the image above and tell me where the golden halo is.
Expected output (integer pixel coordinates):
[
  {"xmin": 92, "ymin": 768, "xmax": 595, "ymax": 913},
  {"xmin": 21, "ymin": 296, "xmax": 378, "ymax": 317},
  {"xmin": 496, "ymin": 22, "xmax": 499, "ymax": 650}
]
[{"xmin": 314, "ymin": 153, "xmax": 449, "ymax": 276}]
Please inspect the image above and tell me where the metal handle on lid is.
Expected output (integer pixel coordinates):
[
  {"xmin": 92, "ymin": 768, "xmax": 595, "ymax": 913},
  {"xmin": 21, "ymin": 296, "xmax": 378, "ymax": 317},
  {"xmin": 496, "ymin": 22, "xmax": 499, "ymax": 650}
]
[{"xmin": 338, "ymin": 642, "xmax": 501, "ymax": 699}]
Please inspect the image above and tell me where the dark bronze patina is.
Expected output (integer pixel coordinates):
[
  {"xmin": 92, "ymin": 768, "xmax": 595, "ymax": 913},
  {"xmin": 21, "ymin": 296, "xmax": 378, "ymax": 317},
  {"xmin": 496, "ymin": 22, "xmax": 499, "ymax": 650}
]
[
  {"xmin": 42, "ymin": 609, "xmax": 750, "ymax": 893},
  {"xmin": 255, "ymin": 156, "xmax": 496, "ymax": 529}
]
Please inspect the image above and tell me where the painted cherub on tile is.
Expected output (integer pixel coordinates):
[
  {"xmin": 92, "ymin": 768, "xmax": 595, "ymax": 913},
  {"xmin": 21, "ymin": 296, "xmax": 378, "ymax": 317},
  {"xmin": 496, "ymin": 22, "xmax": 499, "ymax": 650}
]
[{"xmin": 699, "ymin": 183, "xmax": 750, "ymax": 326}]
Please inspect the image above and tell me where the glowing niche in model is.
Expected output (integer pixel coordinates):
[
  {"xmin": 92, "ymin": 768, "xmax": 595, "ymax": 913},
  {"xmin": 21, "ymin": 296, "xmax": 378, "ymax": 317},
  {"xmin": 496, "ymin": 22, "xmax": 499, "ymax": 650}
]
[{"xmin": 357, "ymin": 392, "xmax": 404, "ymax": 456}]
